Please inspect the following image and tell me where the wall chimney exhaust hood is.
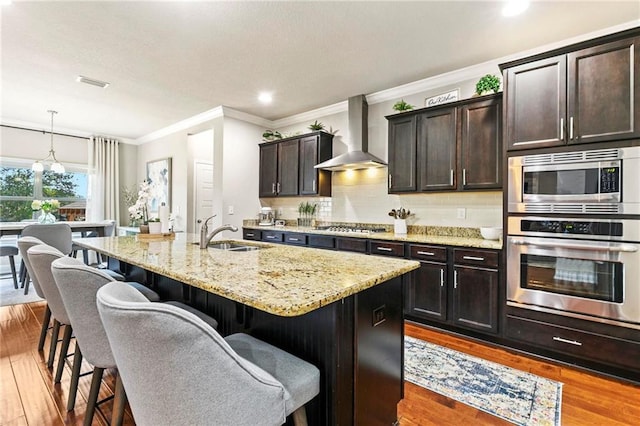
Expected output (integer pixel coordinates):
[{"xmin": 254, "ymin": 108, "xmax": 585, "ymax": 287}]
[{"xmin": 314, "ymin": 95, "xmax": 387, "ymax": 171}]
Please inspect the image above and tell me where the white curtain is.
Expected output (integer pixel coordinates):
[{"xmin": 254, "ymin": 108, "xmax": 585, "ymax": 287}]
[{"xmin": 87, "ymin": 136, "xmax": 120, "ymax": 223}]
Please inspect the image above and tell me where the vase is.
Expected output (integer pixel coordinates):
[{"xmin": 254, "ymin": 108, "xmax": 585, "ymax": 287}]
[
  {"xmin": 148, "ymin": 222, "xmax": 162, "ymax": 234},
  {"xmin": 38, "ymin": 211, "xmax": 56, "ymax": 224},
  {"xmin": 139, "ymin": 225, "xmax": 150, "ymax": 234},
  {"xmin": 394, "ymin": 219, "xmax": 407, "ymax": 236}
]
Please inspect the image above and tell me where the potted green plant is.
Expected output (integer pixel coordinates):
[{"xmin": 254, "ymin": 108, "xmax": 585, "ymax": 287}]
[
  {"xmin": 475, "ymin": 74, "xmax": 501, "ymax": 96},
  {"xmin": 297, "ymin": 202, "xmax": 317, "ymax": 227},
  {"xmin": 392, "ymin": 99, "xmax": 414, "ymax": 112},
  {"xmin": 148, "ymin": 217, "xmax": 162, "ymax": 234},
  {"xmin": 262, "ymin": 130, "xmax": 282, "ymax": 141},
  {"xmin": 308, "ymin": 120, "xmax": 325, "ymax": 131}
]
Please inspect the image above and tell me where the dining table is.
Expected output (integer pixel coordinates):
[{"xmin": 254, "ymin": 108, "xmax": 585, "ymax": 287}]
[{"xmin": 0, "ymin": 220, "xmax": 116, "ymax": 237}]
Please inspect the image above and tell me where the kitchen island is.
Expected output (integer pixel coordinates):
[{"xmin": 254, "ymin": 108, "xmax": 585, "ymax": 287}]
[{"xmin": 75, "ymin": 233, "xmax": 419, "ymax": 425}]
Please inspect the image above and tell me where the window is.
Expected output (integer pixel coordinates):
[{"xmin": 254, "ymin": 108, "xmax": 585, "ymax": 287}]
[{"xmin": 0, "ymin": 159, "xmax": 88, "ymax": 222}]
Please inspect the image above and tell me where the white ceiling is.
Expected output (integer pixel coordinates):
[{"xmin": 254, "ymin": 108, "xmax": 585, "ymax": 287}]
[{"xmin": 1, "ymin": 1, "xmax": 639, "ymax": 141}]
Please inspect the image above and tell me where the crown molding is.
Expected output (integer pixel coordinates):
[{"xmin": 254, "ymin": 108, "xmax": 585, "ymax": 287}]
[
  {"xmin": 221, "ymin": 106, "xmax": 273, "ymax": 128},
  {"xmin": 135, "ymin": 106, "xmax": 225, "ymax": 144},
  {"xmin": 271, "ymin": 100, "xmax": 348, "ymax": 128}
]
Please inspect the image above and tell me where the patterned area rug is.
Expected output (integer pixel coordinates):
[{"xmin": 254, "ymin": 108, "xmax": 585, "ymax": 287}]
[{"xmin": 405, "ymin": 336, "xmax": 562, "ymax": 426}]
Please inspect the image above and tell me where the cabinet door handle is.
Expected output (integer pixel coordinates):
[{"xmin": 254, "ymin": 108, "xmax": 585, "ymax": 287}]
[
  {"xmin": 553, "ymin": 336, "xmax": 582, "ymax": 346},
  {"xmin": 416, "ymin": 251, "xmax": 435, "ymax": 256},
  {"xmin": 450, "ymin": 169, "xmax": 454, "ymax": 186},
  {"xmin": 376, "ymin": 247, "xmax": 393, "ymax": 252},
  {"xmin": 272, "ymin": 183, "xmax": 276, "ymax": 194},
  {"xmin": 462, "ymin": 169, "xmax": 467, "ymax": 186},
  {"xmin": 569, "ymin": 116, "xmax": 574, "ymax": 140},
  {"xmin": 454, "ymin": 270, "xmax": 458, "ymax": 289},
  {"xmin": 246, "ymin": 233, "xmax": 254, "ymax": 237},
  {"xmin": 463, "ymin": 255, "xmax": 484, "ymax": 261},
  {"xmin": 276, "ymin": 182, "xmax": 281, "ymax": 193},
  {"xmin": 312, "ymin": 179, "xmax": 316, "ymax": 192},
  {"xmin": 560, "ymin": 117, "xmax": 564, "ymax": 141},
  {"xmin": 440, "ymin": 268, "xmax": 444, "ymax": 287},
  {"xmin": 388, "ymin": 174, "xmax": 392, "ymax": 189}
]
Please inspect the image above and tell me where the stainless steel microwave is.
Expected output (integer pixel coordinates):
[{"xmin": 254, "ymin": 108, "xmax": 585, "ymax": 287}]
[{"xmin": 508, "ymin": 146, "xmax": 640, "ymax": 215}]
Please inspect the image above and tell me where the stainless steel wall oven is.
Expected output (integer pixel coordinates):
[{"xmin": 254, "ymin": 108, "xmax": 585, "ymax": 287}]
[{"xmin": 507, "ymin": 216, "xmax": 640, "ymax": 329}]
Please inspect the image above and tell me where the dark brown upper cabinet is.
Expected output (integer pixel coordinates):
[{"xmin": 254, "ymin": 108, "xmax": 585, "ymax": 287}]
[
  {"xmin": 460, "ymin": 97, "xmax": 502, "ymax": 190},
  {"xmin": 299, "ymin": 133, "xmax": 333, "ymax": 196},
  {"xmin": 387, "ymin": 93, "xmax": 502, "ymax": 194},
  {"xmin": 503, "ymin": 33, "xmax": 640, "ymax": 151},
  {"xmin": 259, "ymin": 131, "xmax": 333, "ymax": 198},
  {"xmin": 417, "ymin": 107, "xmax": 457, "ymax": 191},
  {"xmin": 388, "ymin": 115, "xmax": 417, "ymax": 192}
]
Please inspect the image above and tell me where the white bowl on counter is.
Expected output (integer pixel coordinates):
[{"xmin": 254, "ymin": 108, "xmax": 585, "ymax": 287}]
[{"xmin": 480, "ymin": 227, "xmax": 502, "ymax": 240}]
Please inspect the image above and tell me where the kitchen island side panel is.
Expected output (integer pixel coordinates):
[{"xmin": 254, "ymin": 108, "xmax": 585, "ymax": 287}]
[{"xmin": 149, "ymin": 270, "xmax": 406, "ymax": 426}]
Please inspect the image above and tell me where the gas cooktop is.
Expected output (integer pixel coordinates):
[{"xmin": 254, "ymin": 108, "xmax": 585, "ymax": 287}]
[{"xmin": 315, "ymin": 226, "xmax": 386, "ymax": 234}]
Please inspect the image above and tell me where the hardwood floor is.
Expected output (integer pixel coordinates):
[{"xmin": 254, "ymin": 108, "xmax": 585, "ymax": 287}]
[{"xmin": 1, "ymin": 301, "xmax": 638, "ymax": 425}]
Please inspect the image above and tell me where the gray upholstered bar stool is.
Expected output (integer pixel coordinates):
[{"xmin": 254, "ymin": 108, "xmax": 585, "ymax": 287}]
[
  {"xmin": 96, "ymin": 281, "xmax": 320, "ymax": 426},
  {"xmin": 20, "ymin": 223, "xmax": 72, "ymax": 294},
  {"xmin": 51, "ymin": 256, "xmax": 219, "ymax": 426},
  {"xmin": 17, "ymin": 236, "xmax": 52, "ymax": 352},
  {"xmin": 0, "ymin": 243, "xmax": 19, "ymax": 289},
  {"xmin": 27, "ymin": 244, "xmax": 82, "ymax": 411}
]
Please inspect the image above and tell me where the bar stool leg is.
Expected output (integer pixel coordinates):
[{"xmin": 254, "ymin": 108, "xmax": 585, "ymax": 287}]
[
  {"xmin": 84, "ymin": 367, "xmax": 105, "ymax": 426},
  {"xmin": 67, "ymin": 344, "xmax": 83, "ymax": 411},
  {"xmin": 38, "ymin": 305, "xmax": 51, "ymax": 352},
  {"xmin": 112, "ymin": 373, "xmax": 127, "ymax": 426},
  {"xmin": 54, "ymin": 324, "xmax": 73, "ymax": 383},
  {"xmin": 47, "ymin": 319, "xmax": 60, "ymax": 369}
]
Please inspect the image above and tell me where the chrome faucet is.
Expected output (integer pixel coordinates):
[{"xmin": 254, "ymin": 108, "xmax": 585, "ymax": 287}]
[{"xmin": 199, "ymin": 215, "xmax": 238, "ymax": 248}]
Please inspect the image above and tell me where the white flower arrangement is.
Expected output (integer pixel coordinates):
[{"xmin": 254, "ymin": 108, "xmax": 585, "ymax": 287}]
[
  {"xmin": 127, "ymin": 180, "xmax": 151, "ymax": 224},
  {"xmin": 32, "ymin": 199, "xmax": 60, "ymax": 213}
]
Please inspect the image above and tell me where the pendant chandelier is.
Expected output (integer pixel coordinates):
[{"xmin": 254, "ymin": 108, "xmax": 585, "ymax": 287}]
[{"xmin": 32, "ymin": 110, "xmax": 65, "ymax": 173}]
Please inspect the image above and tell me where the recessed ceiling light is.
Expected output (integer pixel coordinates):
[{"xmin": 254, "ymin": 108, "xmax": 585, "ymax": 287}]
[
  {"xmin": 258, "ymin": 92, "xmax": 273, "ymax": 104},
  {"xmin": 76, "ymin": 75, "xmax": 110, "ymax": 89},
  {"xmin": 502, "ymin": 0, "xmax": 529, "ymax": 17}
]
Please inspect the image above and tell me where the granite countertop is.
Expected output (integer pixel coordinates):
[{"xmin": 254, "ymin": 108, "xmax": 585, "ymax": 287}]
[
  {"xmin": 244, "ymin": 224, "xmax": 503, "ymax": 250},
  {"xmin": 75, "ymin": 233, "xmax": 419, "ymax": 317}
]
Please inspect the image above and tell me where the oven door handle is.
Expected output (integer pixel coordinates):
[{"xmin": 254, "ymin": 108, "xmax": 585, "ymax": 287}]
[{"xmin": 509, "ymin": 238, "xmax": 638, "ymax": 253}]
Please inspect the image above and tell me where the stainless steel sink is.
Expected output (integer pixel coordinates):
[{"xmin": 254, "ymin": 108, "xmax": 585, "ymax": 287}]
[{"xmin": 207, "ymin": 242, "xmax": 261, "ymax": 251}]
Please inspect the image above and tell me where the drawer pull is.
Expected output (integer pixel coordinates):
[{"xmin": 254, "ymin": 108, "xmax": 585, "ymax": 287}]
[
  {"xmin": 266, "ymin": 236, "xmax": 277, "ymax": 240},
  {"xmin": 553, "ymin": 336, "xmax": 583, "ymax": 346},
  {"xmin": 376, "ymin": 247, "xmax": 393, "ymax": 252},
  {"xmin": 463, "ymin": 255, "xmax": 484, "ymax": 261},
  {"xmin": 246, "ymin": 233, "xmax": 254, "ymax": 237},
  {"xmin": 288, "ymin": 238, "xmax": 300, "ymax": 242},
  {"xmin": 416, "ymin": 251, "xmax": 435, "ymax": 256}
]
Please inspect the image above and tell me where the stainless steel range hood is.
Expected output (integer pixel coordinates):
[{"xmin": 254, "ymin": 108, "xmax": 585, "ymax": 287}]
[{"xmin": 314, "ymin": 95, "xmax": 387, "ymax": 171}]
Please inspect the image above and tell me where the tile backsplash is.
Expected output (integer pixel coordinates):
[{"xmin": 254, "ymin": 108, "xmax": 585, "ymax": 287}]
[{"xmin": 261, "ymin": 167, "xmax": 503, "ymax": 228}]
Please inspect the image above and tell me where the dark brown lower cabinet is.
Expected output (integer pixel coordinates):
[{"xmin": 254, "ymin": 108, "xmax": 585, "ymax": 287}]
[
  {"xmin": 452, "ymin": 265, "xmax": 499, "ymax": 334},
  {"xmin": 405, "ymin": 245, "xmax": 500, "ymax": 336},
  {"xmin": 407, "ymin": 261, "xmax": 447, "ymax": 322}
]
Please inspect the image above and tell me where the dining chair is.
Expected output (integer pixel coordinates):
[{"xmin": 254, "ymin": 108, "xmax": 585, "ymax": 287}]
[
  {"xmin": 72, "ymin": 220, "xmax": 116, "ymax": 265},
  {"xmin": 96, "ymin": 281, "xmax": 320, "ymax": 426},
  {"xmin": 0, "ymin": 242, "xmax": 19, "ymax": 289},
  {"xmin": 20, "ymin": 223, "xmax": 72, "ymax": 294}
]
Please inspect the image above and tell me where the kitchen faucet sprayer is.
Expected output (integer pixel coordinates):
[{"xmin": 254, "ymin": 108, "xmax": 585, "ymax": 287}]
[{"xmin": 199, "ymin": 215, "xmax": 238, "ymax": 248}]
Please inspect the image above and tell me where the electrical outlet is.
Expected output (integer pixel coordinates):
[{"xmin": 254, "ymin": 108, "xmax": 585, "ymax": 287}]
[
  {"xmin": 456, "ymin": 208, "xmax": 466, "ymax": 219},
  {"xmin": 228, "ymin": 205, "xmax": 234, "ymax": 215}
]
